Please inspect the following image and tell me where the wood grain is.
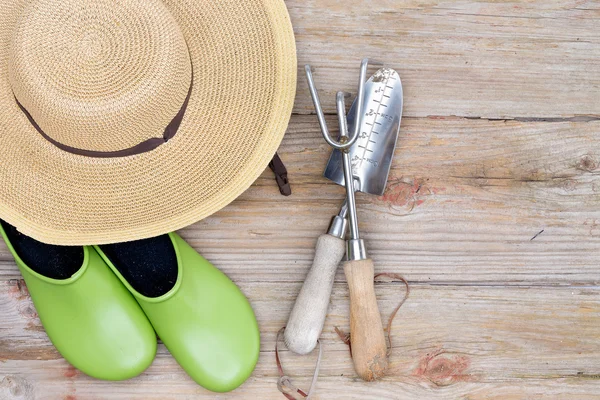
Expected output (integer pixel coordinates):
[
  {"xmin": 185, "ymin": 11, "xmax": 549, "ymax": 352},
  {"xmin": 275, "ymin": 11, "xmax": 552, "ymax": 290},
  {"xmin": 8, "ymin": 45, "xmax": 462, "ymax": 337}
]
[
  {"xmin": 6, "ymin": 117, "xmax": 598, "ymax": 285},
  {"xmin": 1, "ymin": 0, "xmax": 600, "ymax": 398},
  {"xmin": 288, "ymin": 0, "xmax": 600, "ymax": 118},
  {"xmin": 1, "ymin": 280, "xmax": 599, "ymax": 398}
]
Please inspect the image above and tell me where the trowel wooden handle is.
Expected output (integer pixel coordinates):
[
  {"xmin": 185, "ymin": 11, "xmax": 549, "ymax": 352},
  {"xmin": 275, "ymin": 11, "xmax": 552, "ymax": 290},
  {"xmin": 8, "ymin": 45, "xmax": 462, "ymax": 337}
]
[
  {"xmin": 344, "ymin": 259, "xmax": 388, "ymax": 381},
  {"xmin": 285, "ymin": 234, "xmax": 346, "ymax": 355}
]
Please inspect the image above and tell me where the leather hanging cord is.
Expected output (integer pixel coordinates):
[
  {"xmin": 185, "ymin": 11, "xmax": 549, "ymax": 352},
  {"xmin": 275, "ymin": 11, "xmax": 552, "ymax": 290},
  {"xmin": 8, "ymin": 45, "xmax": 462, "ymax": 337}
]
[
  {"xmin": 375, "ymin": 273, "xmax": 410, "ymax": 355},
  {"xmin": 276, "ymin": 327, "xmax": 322, "ymax": 400}
]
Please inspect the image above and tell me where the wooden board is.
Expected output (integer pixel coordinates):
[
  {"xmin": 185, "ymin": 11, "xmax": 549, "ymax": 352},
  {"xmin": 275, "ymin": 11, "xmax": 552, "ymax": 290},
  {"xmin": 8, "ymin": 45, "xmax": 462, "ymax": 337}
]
[
  {"xmin": 2, "ymin": 281, "xmax": 600, "ymax": 399},
  {"xmin": 289, "ymin": 0, "xmax": 600, "ymax": 118},
  {"xmin": 1, "ymin": 0, "xmax": 599, "ymax": 398}
]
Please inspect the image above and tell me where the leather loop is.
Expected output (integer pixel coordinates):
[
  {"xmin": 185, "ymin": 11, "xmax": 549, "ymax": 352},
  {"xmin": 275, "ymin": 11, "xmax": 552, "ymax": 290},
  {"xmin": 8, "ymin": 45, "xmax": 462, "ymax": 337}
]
[
  {"xmin": 269, "ymin": 153, "xmax": 292, "ymax": 196},
  {"xmin": 276, "ymin": 327, "xmax": 321, "ymax": 400}
]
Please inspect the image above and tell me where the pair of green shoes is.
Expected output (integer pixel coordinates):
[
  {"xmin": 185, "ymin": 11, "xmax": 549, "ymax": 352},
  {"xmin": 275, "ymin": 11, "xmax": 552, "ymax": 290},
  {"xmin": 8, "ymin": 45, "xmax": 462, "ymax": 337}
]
[{"xmin": 0, "ymin": 222, "xmax": 259, "ymax": 393}]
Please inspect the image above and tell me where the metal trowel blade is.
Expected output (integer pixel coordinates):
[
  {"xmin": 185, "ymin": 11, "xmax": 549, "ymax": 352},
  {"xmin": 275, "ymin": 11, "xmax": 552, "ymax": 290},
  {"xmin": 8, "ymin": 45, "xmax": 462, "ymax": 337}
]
[{"xmin": 324, "ymin": 68, "xmax": 403, "ymax": 196}]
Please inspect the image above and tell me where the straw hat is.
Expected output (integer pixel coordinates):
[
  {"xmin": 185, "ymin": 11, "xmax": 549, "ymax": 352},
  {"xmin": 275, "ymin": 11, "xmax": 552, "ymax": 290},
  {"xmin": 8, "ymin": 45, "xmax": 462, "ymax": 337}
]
[{"xmin": 0, "ymin": 0, "xmax": 296, "ymax": 245}]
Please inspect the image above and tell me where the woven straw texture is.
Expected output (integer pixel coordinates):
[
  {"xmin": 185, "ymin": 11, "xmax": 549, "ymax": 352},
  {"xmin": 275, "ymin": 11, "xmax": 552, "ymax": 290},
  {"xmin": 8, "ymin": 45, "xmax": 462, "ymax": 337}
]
[{"xmin": 0, "ymin": 0, "xmax": 297, "ymax": 245}]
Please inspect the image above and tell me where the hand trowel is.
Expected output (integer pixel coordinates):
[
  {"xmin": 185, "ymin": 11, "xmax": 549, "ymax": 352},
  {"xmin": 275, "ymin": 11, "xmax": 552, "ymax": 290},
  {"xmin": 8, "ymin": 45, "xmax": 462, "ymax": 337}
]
[{"xmin": 285, "ymin": 59, "xmax": 403, "ymax": 381}]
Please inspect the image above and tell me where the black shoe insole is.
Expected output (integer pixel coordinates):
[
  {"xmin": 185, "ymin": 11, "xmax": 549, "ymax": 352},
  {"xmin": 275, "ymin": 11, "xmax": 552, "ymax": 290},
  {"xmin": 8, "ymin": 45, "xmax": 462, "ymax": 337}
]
[
  {"xmin": 0, "ymin": 220, "xmax": 83, "ymax": 280},
  {"xmin": 99, "ymin": 235, "xmax": 178, "ymax": 298}
]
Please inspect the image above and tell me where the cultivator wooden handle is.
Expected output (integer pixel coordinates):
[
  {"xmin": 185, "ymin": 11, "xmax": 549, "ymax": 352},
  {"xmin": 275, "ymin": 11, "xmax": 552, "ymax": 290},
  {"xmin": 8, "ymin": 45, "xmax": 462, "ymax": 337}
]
[
  {"xmin": 344, "ymin": 258, "xmax": 388, "ymax": 381},
  {"xmin": 285, "ymin": 233, "xmax": 346, "ymax": 355}
]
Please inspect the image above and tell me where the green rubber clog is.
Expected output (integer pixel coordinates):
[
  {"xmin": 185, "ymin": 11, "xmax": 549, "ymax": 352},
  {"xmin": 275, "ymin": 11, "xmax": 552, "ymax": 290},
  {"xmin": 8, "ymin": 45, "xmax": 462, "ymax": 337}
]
[
  {"xmin": 95, "ymin": 233, "xmax": 260, "ymax": 393},
  {"xmin": 0, "ymin": 223, "xmax": 157, "ymax": 381}
]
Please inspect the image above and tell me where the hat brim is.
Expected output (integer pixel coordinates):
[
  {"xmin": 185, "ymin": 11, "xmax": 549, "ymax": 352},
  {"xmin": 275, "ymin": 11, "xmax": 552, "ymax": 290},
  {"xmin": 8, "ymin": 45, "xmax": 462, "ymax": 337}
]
[{"xmin": 0, "ymin": 0, "xmax": 296, "ymax": 245}]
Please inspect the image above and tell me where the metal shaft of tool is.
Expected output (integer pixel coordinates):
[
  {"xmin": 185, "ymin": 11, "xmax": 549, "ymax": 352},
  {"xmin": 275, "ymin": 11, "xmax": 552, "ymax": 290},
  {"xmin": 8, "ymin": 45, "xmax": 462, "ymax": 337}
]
[
  {"xmin": 336, "ymin": 92, "xmax": 367, "ymax": 260},
  {"xmin": 336, "ymin": 92, "xmax": 359, "ymax": 240}
]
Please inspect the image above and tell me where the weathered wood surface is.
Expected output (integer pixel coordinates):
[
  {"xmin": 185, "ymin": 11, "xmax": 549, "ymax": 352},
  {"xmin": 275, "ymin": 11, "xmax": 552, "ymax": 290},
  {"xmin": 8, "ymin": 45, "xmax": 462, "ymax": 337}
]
[
  {"xmin": 2, "ymin": 118, "xmax": 600, "ymax": 285},
  {"xmin": 290, "ymin": 0, "xmax": 600, "ymax": 118},
  {"xmin": 1, "ymin": 0, "xmax": 600, "ymax": 398},
  {"xmin": 2, "ymin": 281, "xmax": 600, "ymax": 399}
]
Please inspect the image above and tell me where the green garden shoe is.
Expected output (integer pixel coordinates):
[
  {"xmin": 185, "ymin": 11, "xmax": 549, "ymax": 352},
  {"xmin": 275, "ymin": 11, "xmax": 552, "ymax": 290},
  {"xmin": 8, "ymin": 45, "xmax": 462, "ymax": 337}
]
[
  {"xmin": 0, "ymin": 221, "xmax": 157, "ymax": 380},
  {"xmin": 96, "ymin": 232, "xmax": 260, "ymax": 393}
]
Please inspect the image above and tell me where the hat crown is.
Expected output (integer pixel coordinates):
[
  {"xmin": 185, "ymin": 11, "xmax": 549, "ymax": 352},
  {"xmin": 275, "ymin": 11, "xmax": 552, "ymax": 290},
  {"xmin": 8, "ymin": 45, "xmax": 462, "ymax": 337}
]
[{"xmin": 8, "ymin": 0, "xmax": 192, "ymax": 154}]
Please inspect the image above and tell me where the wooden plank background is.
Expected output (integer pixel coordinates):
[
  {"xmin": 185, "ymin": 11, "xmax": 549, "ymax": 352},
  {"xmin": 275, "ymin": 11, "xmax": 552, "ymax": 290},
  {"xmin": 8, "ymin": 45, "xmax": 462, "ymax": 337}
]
[{"xmin": 1, "ymin": 1, "xmax": 599, "ymax": 399}]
